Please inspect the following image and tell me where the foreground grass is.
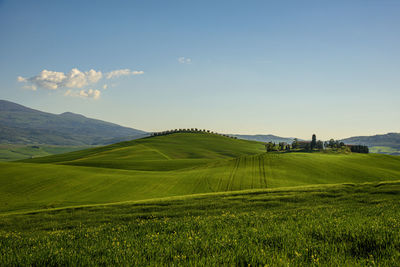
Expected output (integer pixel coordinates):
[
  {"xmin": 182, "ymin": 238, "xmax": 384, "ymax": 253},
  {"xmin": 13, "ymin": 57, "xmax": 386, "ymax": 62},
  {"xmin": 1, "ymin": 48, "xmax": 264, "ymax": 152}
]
[{"xmin": 0, "ymin": 181, "xmax": 399, "ymax": 266}]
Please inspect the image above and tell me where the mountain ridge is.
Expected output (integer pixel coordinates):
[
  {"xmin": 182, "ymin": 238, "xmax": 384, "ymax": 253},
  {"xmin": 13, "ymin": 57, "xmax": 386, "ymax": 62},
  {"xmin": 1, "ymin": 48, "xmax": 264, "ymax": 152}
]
[
  {"xmin": 341, "ymin": 133, "xmax": 400, "ymax": 147},
  {"xmin": 0, "ymin": 99, "xmax": 147, "ymax": 145},
  {"xmin": 340, "ymin": 133, "xmax": 400, "ymax": 155}
]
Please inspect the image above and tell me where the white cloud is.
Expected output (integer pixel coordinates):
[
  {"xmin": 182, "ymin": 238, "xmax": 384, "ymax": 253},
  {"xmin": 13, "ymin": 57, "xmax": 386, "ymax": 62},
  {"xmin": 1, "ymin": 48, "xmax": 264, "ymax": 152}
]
[
  {"xmin": 106, "ymin": 69, "xmax": 144, "ymax": 79},
  {"xmin": 29, "ymin": 69, "xmax": 66, "ymax": 90},
  {"xmin": 86, "ymin": 69, "xmax": 103, "ymax": 83},
  {"xmin": 64, "ymin": 89, "xmax": 101, "ymax": 100},
  {"xmin": 132, "ymin": 70, "xmax": 144, "ymax": 75},
  {"xmin": 63, "ymin": 68, "xmax": 87, "ymax": 88},
  {"xmin": 81, "ymin": 89, "xmax": 101, "ymax": 99},
  {"xmin": 106, "ymin": 69, "xmax": 131, "ymax": 79},
  {"xmin": 22, "ymin": 84, "xmax": 37, "ymax": 91},
  {"xmin": 17, "ymin": 76, "xmax": 26, "ymax": 82},
  {"xmin": 178, "ymin": 57, "xmax": 192, "ymax": 64},
  {"xmin": 18, "ymin": 67, "xmax": 142, "ymax": 99},
  {"xmin": 63, "ymin": 69, "xmax": 102, "ymax": 88},
  {"xmin": 17, "ymin": 68, "xmax": 102, "ymax": 90}
]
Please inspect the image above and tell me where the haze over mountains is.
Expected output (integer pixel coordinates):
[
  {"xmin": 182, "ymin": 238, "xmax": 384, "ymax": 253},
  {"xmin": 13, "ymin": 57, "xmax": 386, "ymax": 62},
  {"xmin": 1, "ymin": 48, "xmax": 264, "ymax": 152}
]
[
  {"xmin": 0, "ymin": 100, "xmax": 147, "ymax": 146},
  {"xmin": 341, "ymin": 133, "xmax": 400, "ymax": 149}
]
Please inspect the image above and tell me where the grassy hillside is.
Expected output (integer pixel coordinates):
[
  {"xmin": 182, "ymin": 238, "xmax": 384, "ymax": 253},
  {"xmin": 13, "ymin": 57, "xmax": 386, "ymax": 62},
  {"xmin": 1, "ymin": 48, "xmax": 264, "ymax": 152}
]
[
  {"xmin": 1, "ymin": 132, "xmax": 400, "ymax": 265},
  {"xmin": 370, "ymin": 146, "xmax": 400, "ymax": 156},
  {"xmin": 0, "ymin": 181, "xmax": 399, "ymax": 265},
  {"xmin": 0, "ymin": 144, "xmax": 92, "ymax": 161},
  {"xmin": 1, "ymin": 133, "xmax": 399, "ymax": 213},
  {"xmin": 22, "ymin": 133, "xmax": 266, "ymax": 170}
]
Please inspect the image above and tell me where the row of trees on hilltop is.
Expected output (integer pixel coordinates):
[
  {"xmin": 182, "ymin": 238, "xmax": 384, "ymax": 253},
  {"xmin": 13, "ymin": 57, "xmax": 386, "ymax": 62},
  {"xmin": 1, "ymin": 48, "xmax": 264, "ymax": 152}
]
[{"xmin": 151, "ymin": 129, "xmax": 238, "ymax": 139}]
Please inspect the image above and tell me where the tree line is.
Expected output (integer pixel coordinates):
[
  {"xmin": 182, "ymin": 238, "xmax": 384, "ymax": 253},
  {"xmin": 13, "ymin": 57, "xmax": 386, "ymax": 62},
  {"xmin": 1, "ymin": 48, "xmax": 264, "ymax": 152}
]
[
  {"xmin": 151, "ymin": 129, "xmax": 238, "ymax": 139},
  {"xmin": 348, "ymin": 145, "xmax": 369, "ymax": 153},
  {"xmin": 265, "ymin": 134, "xmax": 369, "ymax": 153},
  {"xmin": 324, "ymin": 138, "xmax": 369, "ymax": 153}
]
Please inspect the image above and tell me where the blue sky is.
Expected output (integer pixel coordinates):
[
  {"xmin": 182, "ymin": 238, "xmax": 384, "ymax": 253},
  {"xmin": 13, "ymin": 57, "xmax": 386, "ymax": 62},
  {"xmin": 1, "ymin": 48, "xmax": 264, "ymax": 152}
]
[{"xmin": 0, "ymin": 0, "xmax": 399, "ymax": 139}]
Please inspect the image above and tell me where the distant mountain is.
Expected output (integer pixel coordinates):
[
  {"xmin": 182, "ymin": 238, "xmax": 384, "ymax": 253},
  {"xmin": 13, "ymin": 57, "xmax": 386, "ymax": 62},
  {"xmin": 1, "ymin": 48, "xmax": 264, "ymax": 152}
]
[
  {"xmin": 341, "ymin": 133, "xmax": 400, "ymax": 149},
  {"xmin": 232, "ymin": 134, "xmax": 296, "ymax": 144},
  {"xmin": 341, "ymin": 133, "xmax": 400, "ymax": 155},
  {"xmin": 0, "ymin": 100, "xmax": 148, "ymax": 145}
]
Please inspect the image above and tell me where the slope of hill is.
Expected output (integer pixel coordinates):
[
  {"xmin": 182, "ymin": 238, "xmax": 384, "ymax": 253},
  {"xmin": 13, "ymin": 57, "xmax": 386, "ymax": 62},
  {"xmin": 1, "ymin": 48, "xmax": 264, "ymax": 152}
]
[
  {"xmin": 1, "ymin": 132, "xmax": 399, "ymax": 213},
  {"xmin": 341, "ymin": 133, "xmax": 400, "ymax": 155},
  {"xmin": 233, "ymin": 134, "xmax": 296, "ymax": 143},
  {"xmin": 23, "ymin": 133, "xmax": 265, "ymax": 170},
  {"xmin": 0, "ymin": 99, "xmax": 147, "ymax": 146},
  {"xmin": 0, "ymin": 144, "xmax": 91, "ymax": 161}
]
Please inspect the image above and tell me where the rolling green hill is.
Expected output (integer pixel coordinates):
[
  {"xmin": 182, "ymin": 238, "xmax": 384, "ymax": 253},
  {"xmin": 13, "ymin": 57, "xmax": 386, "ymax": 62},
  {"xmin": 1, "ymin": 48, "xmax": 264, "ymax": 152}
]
[
  {"xmin": 22, "ymin": 133, "xmax": 265, "ymax": 170},
  {"xmin": 1, "ymin": 132, "xmax": 400, "ymax": 265},
  {"xmin": 0, "ymin": 144, "xmax": 92, "ymax": 161},
  {"xmin": 1, "ymin": 132, "xmax": 400, "ymax": 214}
]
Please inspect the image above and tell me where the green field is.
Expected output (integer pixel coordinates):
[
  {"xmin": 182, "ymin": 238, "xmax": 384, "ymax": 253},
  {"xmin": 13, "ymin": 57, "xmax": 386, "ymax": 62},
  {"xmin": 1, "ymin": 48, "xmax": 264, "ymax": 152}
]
[
  {"xmin": 0, "ymin": 181, "xmax": 399, "ymax": 265},
  {"xmin": 0, "ymin": 144, "xmax": 91, "ymax": 161},
  {"xmin": 0, "ymin": 133, "xmax": 399, "ymax": 213},
  {"xmin": 370, "ymin": 146, "xmax": 400, "ymax": 155},
  {"xmin": 1, "ymin": 132, "xmax": 400, "ymax": 265}
]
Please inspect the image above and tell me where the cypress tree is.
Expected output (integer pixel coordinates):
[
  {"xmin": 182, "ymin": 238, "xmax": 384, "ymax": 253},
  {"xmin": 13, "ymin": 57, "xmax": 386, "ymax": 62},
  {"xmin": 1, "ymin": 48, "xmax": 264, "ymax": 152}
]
[{"xmin": 311, "ymin": 134, "xmax": 317, "ymax": 150}]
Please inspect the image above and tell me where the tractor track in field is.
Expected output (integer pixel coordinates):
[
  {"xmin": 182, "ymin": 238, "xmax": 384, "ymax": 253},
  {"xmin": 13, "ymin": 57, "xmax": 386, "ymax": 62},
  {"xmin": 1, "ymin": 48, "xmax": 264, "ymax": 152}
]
[
  {"xmin": 264, "ymin": 153, "xmax": 280, "ymax": 187},
  {"xmin": 215, "ymin": 160, "xmax": 230, "ymax": 192},
  {"xmin": 257, "ymin": 155, "xmax": 263, "ymax": 188},
  {"xmin": 261, "ymin": 155, "xmax": 267, "ymax": 187},
  {"xmin": 251, "ymin": 155, "xmax": 256, "ymax": 189},
  {"xmin": 225, "ymin": 157, "xmax": 241, "ymax": 191},
  {"xmin": 239, "ymin": 157, "xmax": 245, "ymax": 190},
  {"xmin": 202, "ymin": 164, "xmax": 216, "ymax": 192}
]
